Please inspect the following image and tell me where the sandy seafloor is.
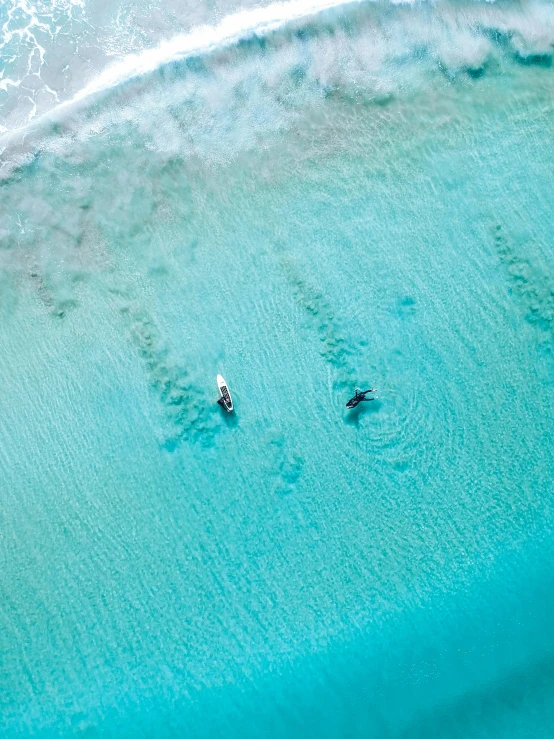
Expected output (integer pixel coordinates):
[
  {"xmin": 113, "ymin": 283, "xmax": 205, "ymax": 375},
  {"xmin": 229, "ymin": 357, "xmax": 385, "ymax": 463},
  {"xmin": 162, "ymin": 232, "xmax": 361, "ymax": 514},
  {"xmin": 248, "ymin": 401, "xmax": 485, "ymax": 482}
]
[{"xmin": 1, "ymin": 1, "xmax": 554, "ymax": 736}]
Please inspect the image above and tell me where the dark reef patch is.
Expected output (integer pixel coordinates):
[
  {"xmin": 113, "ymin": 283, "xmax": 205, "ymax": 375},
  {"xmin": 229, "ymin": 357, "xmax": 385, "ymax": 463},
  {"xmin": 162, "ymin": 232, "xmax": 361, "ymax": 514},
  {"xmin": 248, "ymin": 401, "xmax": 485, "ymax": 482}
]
[
  {"xmin": 280, "ymin": 257, "xmax": 357, "ymax": 389},
  {"xmin": 28, "ymin": 264, "xmax": 78, "ymax": 319},
  {"xmin": 264, "ymin": 430, "xmax": 304, "ymax": 496},
  {"xmin": 491, "ymin": 223, "xmax": 554, "ymax": 356},
  {"xmin": 397, "ymin": 295, "xmax": 417, "ymax": 319},
  {"xmin": 113, "ymin": 294, "xmax": 218, "ymax": 448}
]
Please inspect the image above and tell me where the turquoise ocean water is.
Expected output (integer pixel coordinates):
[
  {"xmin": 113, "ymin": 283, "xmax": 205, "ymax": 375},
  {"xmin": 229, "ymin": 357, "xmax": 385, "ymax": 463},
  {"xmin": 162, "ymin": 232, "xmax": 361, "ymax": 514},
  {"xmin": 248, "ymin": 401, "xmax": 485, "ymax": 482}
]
[{"xmin": 1, "ymin": 0, "xmax": 554, "ymax": 736}]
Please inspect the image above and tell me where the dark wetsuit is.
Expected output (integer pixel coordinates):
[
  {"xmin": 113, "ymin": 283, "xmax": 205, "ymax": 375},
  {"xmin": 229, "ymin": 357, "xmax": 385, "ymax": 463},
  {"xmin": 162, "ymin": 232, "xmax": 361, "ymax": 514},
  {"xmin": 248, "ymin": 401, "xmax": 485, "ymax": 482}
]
[{"xmin": 346, "ymin": 388, "xmax": 376, "ymax": 409}]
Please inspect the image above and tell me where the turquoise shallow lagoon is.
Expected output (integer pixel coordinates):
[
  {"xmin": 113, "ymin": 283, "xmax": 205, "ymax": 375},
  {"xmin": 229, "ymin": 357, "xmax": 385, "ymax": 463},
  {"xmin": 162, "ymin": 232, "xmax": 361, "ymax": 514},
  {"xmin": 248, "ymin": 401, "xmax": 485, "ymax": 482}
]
[{"xmin": 1, "ymin": 1, "xmax": 554, "ymax": 736}]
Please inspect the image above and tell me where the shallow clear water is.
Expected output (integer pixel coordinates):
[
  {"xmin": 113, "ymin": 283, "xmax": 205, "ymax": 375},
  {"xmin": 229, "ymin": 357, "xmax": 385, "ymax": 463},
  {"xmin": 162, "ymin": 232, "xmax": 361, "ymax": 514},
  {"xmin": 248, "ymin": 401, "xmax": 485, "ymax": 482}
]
[{"xmin": 1, "ymin": 1, "xmax": 554, "ymax": 737}]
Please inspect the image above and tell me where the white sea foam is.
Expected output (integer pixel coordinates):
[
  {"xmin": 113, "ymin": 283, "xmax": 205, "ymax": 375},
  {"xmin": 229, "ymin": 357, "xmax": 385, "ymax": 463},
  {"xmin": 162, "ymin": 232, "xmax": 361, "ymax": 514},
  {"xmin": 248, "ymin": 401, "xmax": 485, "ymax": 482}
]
[
  {"xmin": 0, "ymin": 0, "xmax": 83, "ymax": 128},
  {"xmin": 0, "ymin": 0, "xmax": 348, "ymax": 143},
  {"xmin": 1, "ymin": 0, "xmax": 554, "ymax": 170},
  {"xmin": 0, "ymin": 0, "xmax": 391, "ymax": 147},
  {"xmin": 74, "ymin": 0, "xmax": 371, "ymax": 101}
]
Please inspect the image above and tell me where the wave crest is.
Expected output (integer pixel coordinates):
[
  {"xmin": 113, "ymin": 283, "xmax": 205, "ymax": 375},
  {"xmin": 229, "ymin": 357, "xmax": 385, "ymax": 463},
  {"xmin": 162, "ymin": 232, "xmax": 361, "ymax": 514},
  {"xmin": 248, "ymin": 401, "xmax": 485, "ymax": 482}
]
[{"xmin": 1, "ymin": 0, "xmax": 554, "ymax": 171}]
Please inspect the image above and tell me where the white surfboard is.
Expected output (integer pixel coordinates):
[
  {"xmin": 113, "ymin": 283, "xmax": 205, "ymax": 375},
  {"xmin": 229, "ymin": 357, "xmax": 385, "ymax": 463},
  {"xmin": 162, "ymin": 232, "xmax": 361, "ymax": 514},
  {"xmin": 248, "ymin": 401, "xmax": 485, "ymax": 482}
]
[{"xmin": 216, "ymin": 374, "xmax": 233, "ymax": 412}]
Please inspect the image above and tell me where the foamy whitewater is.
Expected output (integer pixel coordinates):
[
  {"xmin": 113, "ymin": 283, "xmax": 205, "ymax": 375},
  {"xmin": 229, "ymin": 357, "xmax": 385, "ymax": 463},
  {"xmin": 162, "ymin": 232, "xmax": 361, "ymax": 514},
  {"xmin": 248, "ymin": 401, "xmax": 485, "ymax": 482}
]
[{"xmin": 1, "ymin": 0, "xmax": 554, "ymax": 737}]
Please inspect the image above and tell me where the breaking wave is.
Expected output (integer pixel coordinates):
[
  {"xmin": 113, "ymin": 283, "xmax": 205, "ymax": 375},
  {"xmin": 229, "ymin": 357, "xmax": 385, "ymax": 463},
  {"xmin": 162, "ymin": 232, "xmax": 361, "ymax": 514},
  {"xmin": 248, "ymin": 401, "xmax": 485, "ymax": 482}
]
[
  {"xmin": 0, "ymin": 0, "xmax": 367, "ymax": 138},
  {"xmin": 0, "ymin": 0, "xmax": 554, "ymax": 147},
  {"xmin": 1, "ymin": 0, "xmax": 554, "ymax": 173}
]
